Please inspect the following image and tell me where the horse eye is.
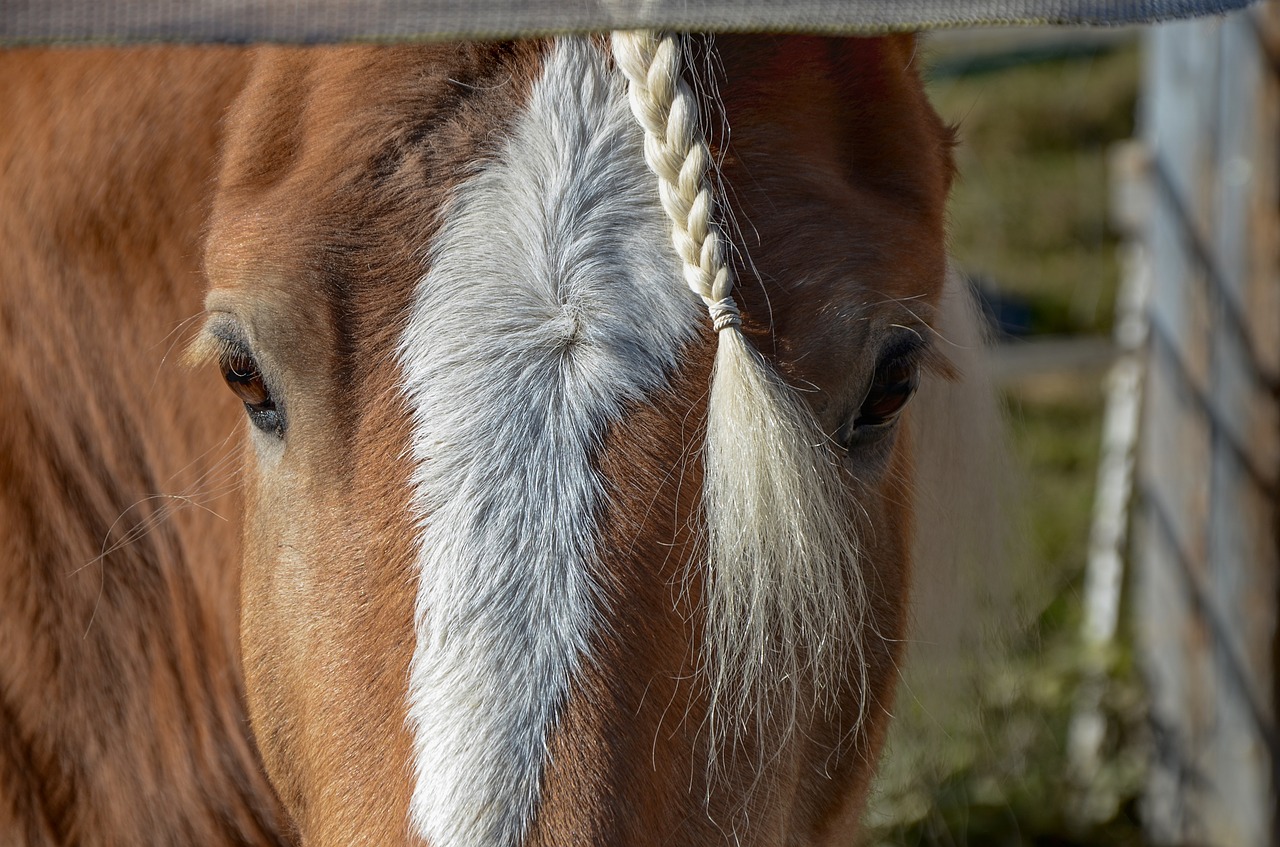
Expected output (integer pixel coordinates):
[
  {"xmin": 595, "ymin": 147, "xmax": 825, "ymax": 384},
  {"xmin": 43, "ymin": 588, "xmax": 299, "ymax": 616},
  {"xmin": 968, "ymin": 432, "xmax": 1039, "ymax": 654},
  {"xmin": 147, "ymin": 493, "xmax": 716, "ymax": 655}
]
[
  {"xmin": 835, "ymin": 348, "xmax": 920, "ymax": 451},
  {"xmin": 858, "ymin": 355, "xmax": 919, "ymax": 426},
  {"xmin": 219, "ymin": 347, "xmax": 284, "ymax": 438}
]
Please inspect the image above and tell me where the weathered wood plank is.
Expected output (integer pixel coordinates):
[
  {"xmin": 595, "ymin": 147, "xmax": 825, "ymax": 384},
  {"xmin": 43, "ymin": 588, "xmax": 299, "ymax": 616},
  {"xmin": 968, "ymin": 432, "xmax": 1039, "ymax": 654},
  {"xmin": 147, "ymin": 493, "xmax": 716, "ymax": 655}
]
[{"xmin": 1136, "ymin": 6, "xmax": 1280, "ymax": 845}]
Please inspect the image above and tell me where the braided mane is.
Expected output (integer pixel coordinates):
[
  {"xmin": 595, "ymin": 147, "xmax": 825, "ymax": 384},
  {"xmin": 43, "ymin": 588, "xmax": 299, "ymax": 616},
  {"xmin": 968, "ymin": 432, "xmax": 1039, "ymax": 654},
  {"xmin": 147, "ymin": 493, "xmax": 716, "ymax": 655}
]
[{"xmin": 611, "ymin": 31, "xmax": 871, "ymax": 761}]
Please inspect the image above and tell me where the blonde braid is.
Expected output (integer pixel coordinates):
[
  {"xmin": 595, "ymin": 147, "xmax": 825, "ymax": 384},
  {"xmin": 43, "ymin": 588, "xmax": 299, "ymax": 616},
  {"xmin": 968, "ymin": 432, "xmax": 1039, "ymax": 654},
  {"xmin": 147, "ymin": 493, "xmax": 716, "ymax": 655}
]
[
  {"xmin": 611, "ymin": 31, "xmax": 869, "ymax": 765},
  {"xmin": 610, "ymin": 31, "xmax": 741, "ymax": 331}
]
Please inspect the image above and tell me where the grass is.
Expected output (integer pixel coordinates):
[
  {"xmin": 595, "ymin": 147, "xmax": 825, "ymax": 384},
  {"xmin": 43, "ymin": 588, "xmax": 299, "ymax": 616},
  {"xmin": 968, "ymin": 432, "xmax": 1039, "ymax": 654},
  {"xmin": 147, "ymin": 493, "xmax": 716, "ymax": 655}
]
[{"xmin": 869, "ymin": 377, "xmax": 1148, "ymax": 846}]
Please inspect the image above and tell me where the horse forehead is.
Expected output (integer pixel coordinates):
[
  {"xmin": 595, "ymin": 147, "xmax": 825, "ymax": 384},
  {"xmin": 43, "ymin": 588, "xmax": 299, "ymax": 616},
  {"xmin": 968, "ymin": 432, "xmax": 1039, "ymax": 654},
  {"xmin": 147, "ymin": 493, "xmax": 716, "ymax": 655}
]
[{"xmin": 206, "ymin": 42, "xmax": 549, "ymax": 284}]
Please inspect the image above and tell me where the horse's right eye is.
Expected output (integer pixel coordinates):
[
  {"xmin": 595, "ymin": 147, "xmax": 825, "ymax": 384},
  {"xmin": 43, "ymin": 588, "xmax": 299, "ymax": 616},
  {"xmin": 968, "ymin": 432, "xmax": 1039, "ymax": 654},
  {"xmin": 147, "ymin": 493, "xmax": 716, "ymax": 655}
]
[{"xmin": 220, "ymin": 348, "xmax": 284, "ymax": 438}]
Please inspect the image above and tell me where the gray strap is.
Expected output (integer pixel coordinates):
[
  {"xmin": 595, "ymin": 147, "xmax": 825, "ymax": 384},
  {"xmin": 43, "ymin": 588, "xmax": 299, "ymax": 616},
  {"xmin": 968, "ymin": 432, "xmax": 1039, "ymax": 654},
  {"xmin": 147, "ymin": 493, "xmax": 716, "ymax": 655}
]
[{"xmin": 0, "ymin": 0, "xmax": 1257, "ymax": 46}]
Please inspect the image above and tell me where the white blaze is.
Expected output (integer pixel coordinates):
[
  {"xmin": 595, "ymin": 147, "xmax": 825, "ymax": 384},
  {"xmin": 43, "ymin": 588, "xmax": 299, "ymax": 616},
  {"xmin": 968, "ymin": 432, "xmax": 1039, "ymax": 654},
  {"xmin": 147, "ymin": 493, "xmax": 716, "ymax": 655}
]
[{"xmin": 399, "ymin": 38, "xmax": 696, "ymax": 847}]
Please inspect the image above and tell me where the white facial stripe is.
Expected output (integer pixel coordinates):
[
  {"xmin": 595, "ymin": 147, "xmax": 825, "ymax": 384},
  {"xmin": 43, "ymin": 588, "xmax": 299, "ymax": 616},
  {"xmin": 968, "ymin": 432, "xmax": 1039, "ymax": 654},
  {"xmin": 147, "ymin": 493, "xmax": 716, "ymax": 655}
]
[{"xmin": 399, "ymin": 38, "xmax": 697, "ymax": 847}]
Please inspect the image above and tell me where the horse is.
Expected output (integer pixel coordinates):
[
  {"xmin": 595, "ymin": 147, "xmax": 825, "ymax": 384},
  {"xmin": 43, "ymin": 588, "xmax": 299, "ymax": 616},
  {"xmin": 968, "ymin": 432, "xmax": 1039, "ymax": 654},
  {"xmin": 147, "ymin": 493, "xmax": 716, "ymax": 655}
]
[{"xmin": 0, "ymin": 32, "xmax": 984, "ymax": 845}]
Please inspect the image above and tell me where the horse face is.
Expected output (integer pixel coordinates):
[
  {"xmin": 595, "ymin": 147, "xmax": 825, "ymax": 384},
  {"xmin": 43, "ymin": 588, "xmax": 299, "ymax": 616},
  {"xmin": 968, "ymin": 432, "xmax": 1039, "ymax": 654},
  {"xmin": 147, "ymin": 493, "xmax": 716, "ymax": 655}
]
[{"xmin": 201, "ymin": 34, "xmax": 953, "ymax": 845}]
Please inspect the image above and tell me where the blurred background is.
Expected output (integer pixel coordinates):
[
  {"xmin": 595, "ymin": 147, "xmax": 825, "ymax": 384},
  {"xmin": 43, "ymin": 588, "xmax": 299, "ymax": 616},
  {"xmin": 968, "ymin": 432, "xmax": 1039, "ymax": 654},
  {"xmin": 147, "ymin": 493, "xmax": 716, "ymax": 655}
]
[{"xmin": 867, "ymin": 6, "xmax": 1280, "ymax": 846}]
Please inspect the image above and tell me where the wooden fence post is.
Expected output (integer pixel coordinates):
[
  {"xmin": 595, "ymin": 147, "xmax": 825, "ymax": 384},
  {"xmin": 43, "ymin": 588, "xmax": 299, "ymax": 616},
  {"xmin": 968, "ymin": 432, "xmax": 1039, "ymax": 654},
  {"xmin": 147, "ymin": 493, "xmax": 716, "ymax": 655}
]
[{"xmin": 1135, "ymin": 5, "xmax": 1280, "ymax": 845}]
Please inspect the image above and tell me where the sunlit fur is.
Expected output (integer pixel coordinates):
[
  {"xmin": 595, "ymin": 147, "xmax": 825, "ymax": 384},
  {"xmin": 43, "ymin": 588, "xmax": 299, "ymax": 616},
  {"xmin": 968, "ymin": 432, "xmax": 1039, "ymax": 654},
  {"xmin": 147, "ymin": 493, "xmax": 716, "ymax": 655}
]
[{"xmin": 398, "ymin": 39, "xmax": 697, "ymax": 847}]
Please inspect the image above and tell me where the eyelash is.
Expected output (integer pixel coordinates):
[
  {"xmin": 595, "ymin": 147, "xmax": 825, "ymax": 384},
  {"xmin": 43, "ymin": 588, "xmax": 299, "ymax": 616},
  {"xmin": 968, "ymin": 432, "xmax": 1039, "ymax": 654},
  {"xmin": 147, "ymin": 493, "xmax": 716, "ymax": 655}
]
[{"xmin": 216, "ymin": 338, "xmax": 285, "ymax": 439}]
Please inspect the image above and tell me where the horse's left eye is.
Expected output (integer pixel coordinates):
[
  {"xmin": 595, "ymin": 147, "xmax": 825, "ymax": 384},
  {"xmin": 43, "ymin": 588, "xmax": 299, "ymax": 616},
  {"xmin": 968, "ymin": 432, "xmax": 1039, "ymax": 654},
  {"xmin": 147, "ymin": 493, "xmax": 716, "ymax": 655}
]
[
  {"xmin": 835, "ymin": 345, "xmax": 920, "ymax": 451},
  {"xmin": 220, "ymin": 348, "xmax": 284, "ymax": 438}
]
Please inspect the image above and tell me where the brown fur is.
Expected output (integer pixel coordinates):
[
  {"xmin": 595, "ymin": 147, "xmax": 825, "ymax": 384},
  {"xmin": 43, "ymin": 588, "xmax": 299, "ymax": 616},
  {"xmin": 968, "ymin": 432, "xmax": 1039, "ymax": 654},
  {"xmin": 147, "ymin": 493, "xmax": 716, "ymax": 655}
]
[
  {"xmin": 1, "ymin": 35, "xmax": 953, "ymax": 846},
  {"xmin": 528, "ymin": 35, "xmax": 954, "ymax": 845},
  {"xmin": 0, "ymin": 48, "xmax": 290, "ymax": 845},
  {"xmin": 204, "ymin": 41, "xmax": 547, "ymax": 844}
]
